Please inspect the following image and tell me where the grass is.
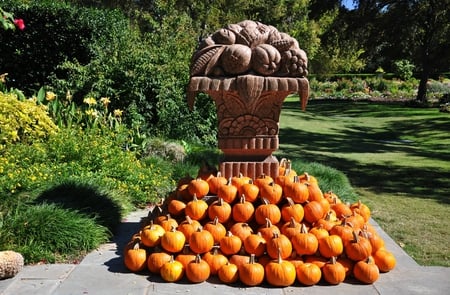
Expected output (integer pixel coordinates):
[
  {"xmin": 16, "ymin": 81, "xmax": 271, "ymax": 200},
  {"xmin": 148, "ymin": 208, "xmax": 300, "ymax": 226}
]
[{"xmin": 276, "ymin": 96, "xmax": 450, "ymax": 266}]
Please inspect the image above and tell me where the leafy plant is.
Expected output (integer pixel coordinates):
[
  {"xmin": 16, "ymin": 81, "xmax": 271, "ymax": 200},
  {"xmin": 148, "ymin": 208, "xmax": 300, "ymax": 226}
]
[
  {"xmin": 0, "ymin": 203, "xmax": 110, "ymax": 264},
  {"xmin": 0, "ymin": 91, "xmax": 58, "ymax": 147},
  {"xmin": 393, "ymin": 60, "xmax": 415, "ymax": 81}
]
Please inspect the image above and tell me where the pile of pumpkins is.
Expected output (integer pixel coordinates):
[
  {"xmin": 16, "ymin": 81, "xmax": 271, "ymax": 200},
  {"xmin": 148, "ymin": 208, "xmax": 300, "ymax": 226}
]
[{"xmin": 123, "ymin": 159, "xmax": 396, "ymax": 287}]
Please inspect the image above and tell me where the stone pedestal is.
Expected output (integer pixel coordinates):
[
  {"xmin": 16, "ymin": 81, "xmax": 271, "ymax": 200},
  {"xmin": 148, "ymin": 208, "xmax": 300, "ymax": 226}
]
[{"xmin": 188, "ymin": 75, "xmax": 309, "ymax": 180}]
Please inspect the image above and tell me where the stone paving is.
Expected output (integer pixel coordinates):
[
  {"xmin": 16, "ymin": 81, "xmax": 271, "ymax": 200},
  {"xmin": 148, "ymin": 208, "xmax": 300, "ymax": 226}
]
[{"xmin": 1, "ymin": 208, "xmax": 449, "ymax": 295}]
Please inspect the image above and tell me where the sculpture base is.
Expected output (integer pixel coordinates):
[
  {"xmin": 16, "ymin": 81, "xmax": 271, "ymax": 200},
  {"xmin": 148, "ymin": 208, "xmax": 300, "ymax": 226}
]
[{"xmin": 219, "ymin": 155, "xmax": 279, "ymax": 180}]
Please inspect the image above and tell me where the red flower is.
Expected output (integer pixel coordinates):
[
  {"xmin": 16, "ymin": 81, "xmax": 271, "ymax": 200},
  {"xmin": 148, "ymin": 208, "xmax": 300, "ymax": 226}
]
[{"xmin": 13, "ymin": 19, "xmax": 25, "ymax": 30}]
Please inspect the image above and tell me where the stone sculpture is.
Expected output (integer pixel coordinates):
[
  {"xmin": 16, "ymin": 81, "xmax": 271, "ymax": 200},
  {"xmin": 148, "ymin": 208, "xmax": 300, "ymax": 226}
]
[{"xmin": 187, "ymin": 20, "xmax": 310, "ymax": 179}]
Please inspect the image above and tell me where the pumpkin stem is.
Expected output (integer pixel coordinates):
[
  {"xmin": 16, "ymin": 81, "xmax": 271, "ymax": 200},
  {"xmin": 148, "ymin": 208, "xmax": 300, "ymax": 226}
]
[
  {"xmin": 277, "ymin": 248, "xmax": 283, "ymax": 264},
  {"xmin": 240, "ymin": 195, "xmax": 246, "ymax": 203},
  {"xmin": 265, "ymin": 217, "xmax": 273, "ymax": 228},
  {"xmin": 132, "ymin": 240, "xmax": 141, "ymax": 250},
  {"xmin": 289, "ymin": 217, "xmax": 297, "ymax": 228},
  {"xmin": 300, "ymin": 223, "xmax": 308, "ymax": 234},
  {"xmin": 286, "ymin": 197, "xmax": 295, "ymax": 206},
  {"xmin": 248, "ymin": 254, "xmax": 256, "ymax": 264},
  {"xmin": 351, "ymin": 230, "xmax": 360, "ymax": 243},
  {"xmin": 185, "ymin": 215, "xmax": 194, "ymax": 224},
  {"xmin": 194, "ymin": 254, "xmax": 202, "ymax": 263}
]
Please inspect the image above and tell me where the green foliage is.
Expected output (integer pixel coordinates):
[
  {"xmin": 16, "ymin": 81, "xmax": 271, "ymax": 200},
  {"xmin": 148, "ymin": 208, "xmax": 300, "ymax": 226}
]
[
  {"xmin": 0, "ymin": 1, "xmax": 117, "ymax": 93},
  {"xmin": 309, "ymin": 76, "xmax": 428, "ymax": 99},
  {"xmin": 0, "ymin": 203, "xmax": 109, "ymax": 264},
  {"xmin": 0, "ymin": 7, "xmax": 16, "ymax": 30},
  {"xmin": 393, "ymin": 60, "xmax": 415, "ymax": 81},
  {"xmin": 0, "ymin": 127, "xmax": 176, "ymax": 207},
  {"xmin": 0, "ymin": 91, "xmax": 58, "ymax": 147}
]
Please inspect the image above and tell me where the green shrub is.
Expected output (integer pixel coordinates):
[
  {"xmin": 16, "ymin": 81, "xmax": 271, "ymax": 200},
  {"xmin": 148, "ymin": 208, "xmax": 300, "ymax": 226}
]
[
  {"xmin": 393, "ymin": 59, "xmax": 415, "ymax": 81},
  {"xmin": 0, "ymin": 91, "xmax": 58, "ymax": 147},
  {"xmin": 0, "ymin": 203, "xmax": 110, "ymax": 264},
  {"xmin": 0, "ymin": 127, "xmax": 176, "ymax": 207}
]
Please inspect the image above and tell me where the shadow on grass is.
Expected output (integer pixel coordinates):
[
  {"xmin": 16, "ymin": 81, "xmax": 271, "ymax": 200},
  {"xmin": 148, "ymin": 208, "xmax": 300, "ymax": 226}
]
[
  {"xmin": 279, "ymin": 100, "xmax": 450, "ymax": 205},
  {"xmin": 36, "ymin": 181, "xmax": 123, "ymax": 233}
]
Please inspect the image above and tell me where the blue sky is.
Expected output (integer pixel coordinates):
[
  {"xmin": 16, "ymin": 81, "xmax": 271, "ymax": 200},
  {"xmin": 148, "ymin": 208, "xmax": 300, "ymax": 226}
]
[{"xmin": 342, "ymin": 0, "xmax": 357, "ymax": 10}]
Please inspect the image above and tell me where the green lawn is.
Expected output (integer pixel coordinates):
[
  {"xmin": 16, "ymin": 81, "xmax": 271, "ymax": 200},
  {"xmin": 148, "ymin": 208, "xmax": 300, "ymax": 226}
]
[{"xmin": 276, "ymin": 97, "xmax": 450, "ymax": 266}]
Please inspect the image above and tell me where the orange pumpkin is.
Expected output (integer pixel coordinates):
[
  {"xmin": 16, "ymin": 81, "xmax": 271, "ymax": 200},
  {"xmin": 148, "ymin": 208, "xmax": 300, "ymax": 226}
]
[
  {"xmin": 207, "ymin": 172, "xmax": 227, "ymax": 195},
  {"xmin": 238, "ymin": 254, "xmax": 265, "ymax": 286},
  {"xmin": 167, "ymin": 199, "xmax": 186, "ymax": 216},
  {"xmin": 257, "ymin": 218, "xmax": 281, "ymax": 242},
  {"xmin": 123, "ymin": 239, "xmax": 147, "ymax": 272},
  {"xmin": 185, "ymin": 254, "xmax": 211, "ymax": 283},
  {"xmin": 219, "ymin": 231, "xmax": 242, "ymax": 256},
  {"xmin": 202, "ymin": 248, "xmax": 228, "ymax": 275},
  {"xmin": 185, "ymin": 195, "xmax": 208, "ymax": 221},
  {"xmin": 303, "ymin": 200, "xmax": 326, "ymax": 224},
  {"xmin": 203, "ymin": 216, "xmax": 227, "ymax": 244},
  {"xmin": 161, "ymin": 226, "xmax": 186, "ymax": 253},
  {"xmin": 189, "ymin": 226, "xmax": 215, "ymax": 254},
  {"xmin": 345, "ymin": 231, "xmax": 373, "ymax": 262},
  {"xmin": 350, "ymin": 200, "xmax": 371, "ymax": 223},
  {"xmin": 372, "ymin": 249, "xmax": 396, "ymax": 272},
  {"xmin": 147, "ymin": 250, "xmax": 172, "ymax": 274},
  {"xmin": 232, "ymin": 195, "xmax": 255, "ymax": 223},
  {"xmin": 140, "ymin": 221, "xmax": 165, "ymax": 247},
  {"xmin": 188, "ymin": 178, "xmax": 209, "ymax": 199},
  {"xmin": 218, "ymin": 262, "xmax": 239, "ymax": 284},
  {"xmin": 296, "ymin": 262, "xmax": 322, "ymax": 286},
  {"xmin": 229, "ymin": 222, "xmax": 254, "ymax": 241},
  {"xmin": 264, "ymin": 249, "xmax": 296, "ymax": 287},
  {"xmin": 281, "ymin": 217, "xmax": 302, "ymax": 239},
  {"xmin": 259, "ymin": 181, "xmax": 283, "ymax": 205},
  {"xmin": 281, "ymin": 197, "xmax": 304, "ymax": 223},
  {"xmin": 255, "ymin": 198, "xmax": 281, "ymax": 225},
  {"xmin": 322, "ymin": 257, "xmax": 346, "ymax": 285},
  {"xmin": 291, "ymin": 223, "xmax": 319, "ymax": 256},
  {"xmin": 217, "ymin": 179, "xmax": 238, "ymax": 203},
  {"xmin": 177, "ymin": 216, "xmax": 201, "ymax": 241},
  {"xmin": 207, "ymin": 197, "xmax": 232, "ymax": 223},
  {"xmin": 266, "ymin": 232, "xmax": 292, "ymax": 260},
  {"xmin": 353, "ymin": 256, "xmax": 380, "ymax": 284},
  {"xmin": 243, "ymin": 233, "xmax": 267, "ymax": 257},
  {"xmin": 284, "ymin": 176, "xmax": 309, "ymax": 203},
  {"xmin": 253, "ymin": 173, "xmax": 274, "ymax": 188},
  {"xmin": 156, "ymin": 214, "xmax": 179, "ymax": 232},
  {"xmin": 318, "ymin": 235, "xmax": 344, "ymax": 258},
  {"xmin": 238, "ymin": 180, "xmax": 260, "ymax": 203},
  {"xmin": 160, "ymin": 255, "xmax": 184, "ymax": 282},
  {"xmin": 175, "ymin": 245, "xmax": 196, "ymax": 269}
]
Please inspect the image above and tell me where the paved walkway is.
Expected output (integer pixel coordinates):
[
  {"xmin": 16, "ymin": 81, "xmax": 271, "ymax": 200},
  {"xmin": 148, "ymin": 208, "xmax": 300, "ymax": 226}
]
[{"xmin": 1, "ymin": 208, "xmax": 449, "ymax": 295}]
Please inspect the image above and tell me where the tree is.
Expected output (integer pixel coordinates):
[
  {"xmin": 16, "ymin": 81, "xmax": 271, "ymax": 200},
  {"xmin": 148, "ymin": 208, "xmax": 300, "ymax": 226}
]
[{"xmin": 350, "ymin": 0, "xmax": 450, "ymax": 102}]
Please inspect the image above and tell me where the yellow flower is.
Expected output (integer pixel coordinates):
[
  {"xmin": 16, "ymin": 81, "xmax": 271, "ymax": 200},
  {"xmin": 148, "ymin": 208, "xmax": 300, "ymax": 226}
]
[
  {"xmin": 113, "ymin": 109, "xmax": 123, "ymax": 117},
  {"xmin": 100, "ymin": 97, "xmax": 111, "ymax": 107},
  {"xmin": 10, "ymin": 130, "xmax": 19, "ymax": 142},
  {"xmin": 0, "ymin": 73, "xmax": 8, "ymax": 84},
  {"xmin": 85, "ymin": 109, "xmax": 99, "ymax": 118},
  {"xmin": 83, "ymin": 97, "xmax": 97, "ymax": 106},
  {"xmin": 46, "ymin": 91, "xmax": 56, "ymax": 101},
  {"xmin": 66, "ymin": 90, "xmax": 72, "ymax": 102}
]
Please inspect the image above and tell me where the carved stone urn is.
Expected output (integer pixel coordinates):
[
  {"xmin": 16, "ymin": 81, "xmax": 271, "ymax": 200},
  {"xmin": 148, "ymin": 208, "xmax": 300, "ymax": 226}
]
[{"xmin": 187, "ymin": 20, "xmax": 309, "ymax": 180}]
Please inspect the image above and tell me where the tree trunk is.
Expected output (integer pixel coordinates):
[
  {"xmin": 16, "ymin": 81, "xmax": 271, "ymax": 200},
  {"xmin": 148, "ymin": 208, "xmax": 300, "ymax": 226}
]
[{"xmin": 416, "ymin": 72, "xmax": 429, "ymax": 103}]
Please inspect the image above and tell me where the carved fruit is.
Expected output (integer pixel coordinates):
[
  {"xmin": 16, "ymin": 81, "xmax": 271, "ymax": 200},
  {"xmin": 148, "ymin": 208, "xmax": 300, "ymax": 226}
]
[
  {"xmin": 220, "ymin": 44, "xmax": 252, "ymax": 75},
  {"xmin": 251, "ymin": 44, "xmax": 281, "ymax": 75}
]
